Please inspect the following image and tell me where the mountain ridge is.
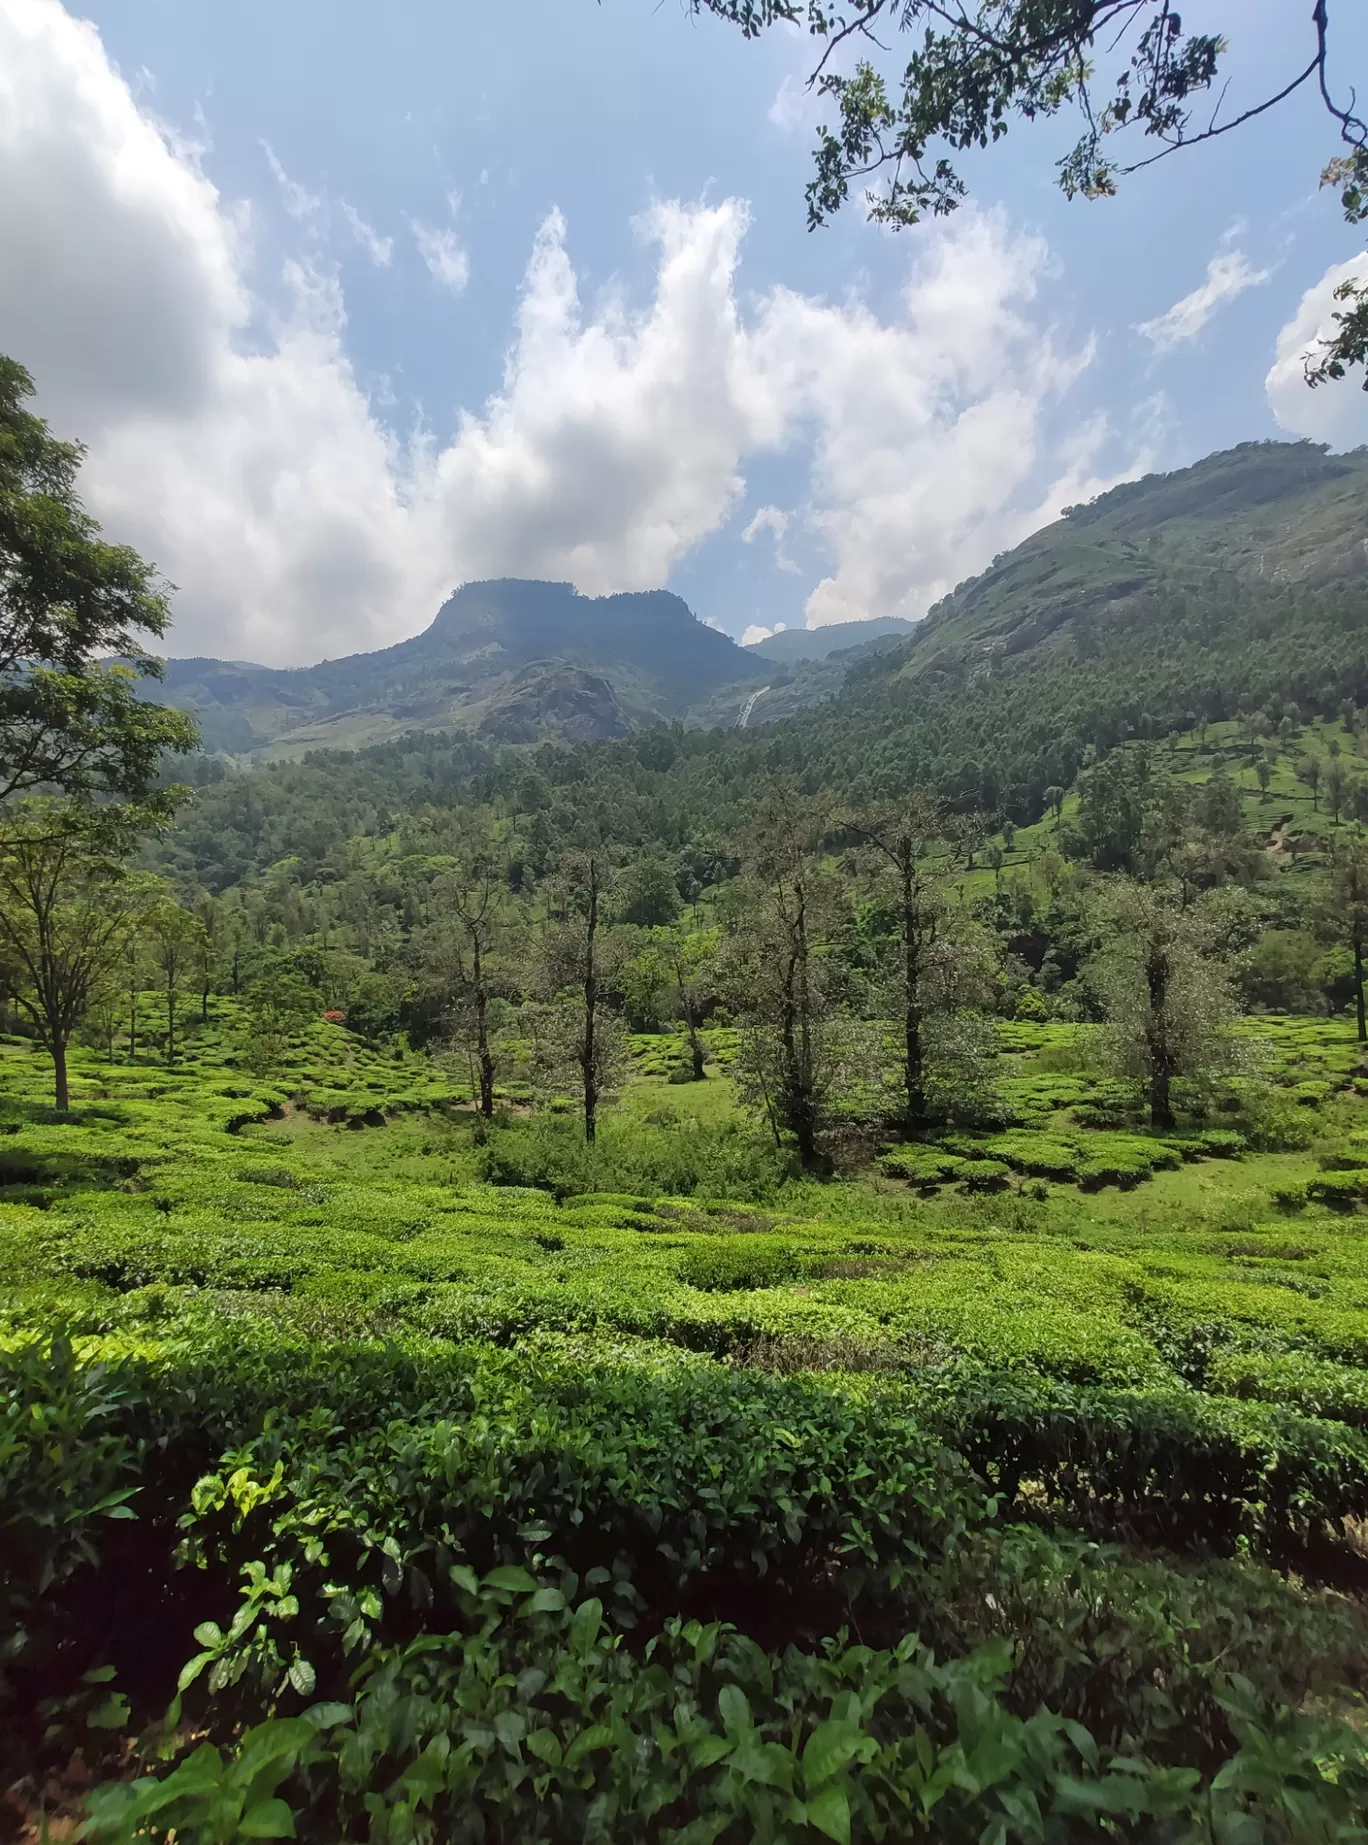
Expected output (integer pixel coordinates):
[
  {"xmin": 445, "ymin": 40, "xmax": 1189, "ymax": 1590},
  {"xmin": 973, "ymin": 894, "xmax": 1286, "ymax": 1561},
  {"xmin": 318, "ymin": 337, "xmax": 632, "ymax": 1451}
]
[{"xmin": 162, "ymin": 579, "xmax": 767, "ymax": 758}]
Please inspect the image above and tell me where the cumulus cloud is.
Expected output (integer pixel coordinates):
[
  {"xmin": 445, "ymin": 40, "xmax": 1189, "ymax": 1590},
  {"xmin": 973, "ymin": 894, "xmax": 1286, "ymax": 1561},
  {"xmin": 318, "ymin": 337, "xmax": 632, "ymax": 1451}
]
[
  {"xmin": 1137, "ymin": 249, "xmax": 1270, "ymax": 353},
  {"xmin": 0, "ymin": 0, "xmax": 1117, "ymax": 664},
  {"xmin": 752, "ymin": 212, "xmax": 1115, "ymax": 627},
  {"xmin": 741, "ymin": 621, "xmax": 786, "ymax": 645},
  {"xmin": 1265, "ymin": 253, "xmax": 1368, "ymax": 449},
  {"xmin": 411, "ymin": 219, "xmax": 470, "ymax": 294}
]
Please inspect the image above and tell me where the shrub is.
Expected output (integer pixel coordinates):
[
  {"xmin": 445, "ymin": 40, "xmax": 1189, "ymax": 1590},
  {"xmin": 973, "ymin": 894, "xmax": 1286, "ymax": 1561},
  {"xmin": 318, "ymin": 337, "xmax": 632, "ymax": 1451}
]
[
  {"xmin": 678, "ymin": 1240, "xmax": 800, "ymax": 1292},
  {"xmin": 1306, "ymin": 1169, "xmax": 1368, "ymax": 1209},
  {"xmin": 479, "ymin": 1116, "xmax": 793, "ymax": 1202}
]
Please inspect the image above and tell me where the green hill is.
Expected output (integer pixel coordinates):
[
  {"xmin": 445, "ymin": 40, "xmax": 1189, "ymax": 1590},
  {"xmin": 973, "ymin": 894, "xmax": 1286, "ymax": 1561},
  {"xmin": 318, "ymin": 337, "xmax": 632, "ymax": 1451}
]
[
  {"xmin": 742, "ymin": 616, "xmax": 915, "ymax": 664},
  {"xmin": 161, "ymin": 579, "xmax": 767, "ymax": 758},
  {"xmin": 891, "ymin": 439, "xmax": 1368, "ymax": 678}
]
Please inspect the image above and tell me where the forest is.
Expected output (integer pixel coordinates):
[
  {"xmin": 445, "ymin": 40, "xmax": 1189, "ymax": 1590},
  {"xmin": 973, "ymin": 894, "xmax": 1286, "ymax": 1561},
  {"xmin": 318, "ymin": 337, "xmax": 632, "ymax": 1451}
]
[{"xmin": 9, "ymin": 344, "xmax": 1368, "ymax": 1841}]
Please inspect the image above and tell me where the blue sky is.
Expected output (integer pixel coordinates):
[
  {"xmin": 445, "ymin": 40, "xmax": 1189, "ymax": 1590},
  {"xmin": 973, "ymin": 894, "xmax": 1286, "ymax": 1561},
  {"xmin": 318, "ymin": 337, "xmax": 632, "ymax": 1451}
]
[{"xmin": 1, "ymin": 0, "xmax": 1365, "ymax": 663}]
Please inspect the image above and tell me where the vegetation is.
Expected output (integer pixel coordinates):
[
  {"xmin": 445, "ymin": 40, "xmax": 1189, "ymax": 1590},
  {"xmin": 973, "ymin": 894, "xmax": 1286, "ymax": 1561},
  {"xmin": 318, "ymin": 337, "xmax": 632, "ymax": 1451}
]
[
  {"xmin": 9, "ymin": 368, "xmax": 1368, "ymax": 1837},
  {"xmin": 690, "ymin": 1, "xmax": 1368, "ymax": 385}
]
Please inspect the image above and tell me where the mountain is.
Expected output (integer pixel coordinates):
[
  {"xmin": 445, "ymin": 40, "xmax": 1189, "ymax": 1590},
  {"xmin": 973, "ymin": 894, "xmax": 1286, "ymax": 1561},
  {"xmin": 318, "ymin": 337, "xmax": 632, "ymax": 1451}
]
[
  {"xmin": 162, "ymin": 579, "xmax": 766, "ymax": 758},
  {"xmin": 743, "ymin": 617, "xmax": 916, "ymax": 664},
  {"xmin": 885, "ymin": 440, "xmax": 1368, "ymax": 682}
]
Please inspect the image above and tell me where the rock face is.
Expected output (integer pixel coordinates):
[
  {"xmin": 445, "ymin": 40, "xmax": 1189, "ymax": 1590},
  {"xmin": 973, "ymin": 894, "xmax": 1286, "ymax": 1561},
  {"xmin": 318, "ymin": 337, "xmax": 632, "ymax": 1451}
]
[
  {"xmin": 158, "ymin": 579, "xmax": 766, "ymax": 758},
  {"xmin": 477, "ymin": 664, "xmax": 630, "ymax": 744}
]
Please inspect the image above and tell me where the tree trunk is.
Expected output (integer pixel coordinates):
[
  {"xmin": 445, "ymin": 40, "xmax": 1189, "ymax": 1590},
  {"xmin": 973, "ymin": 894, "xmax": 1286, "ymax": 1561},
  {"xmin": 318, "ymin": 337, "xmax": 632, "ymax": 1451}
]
[
  {"xmin": 201, "ymin": 981, "xmax": 210, "ymax": 1023},
  {"xmin": 1147, "ymin": 946, "xmax": 1175, "ymax": 1130},
  {"xmin": 53, "ymin": 1036, "xmax": 69, "ymax": 1113},
  {"xmin": 472, "ymin": 938, "xmax": 495, "ymax": 1117},
  {"xmin": 901, "ymin": 856, "xmax": 926, "ymax": 1130},
  {"xmin": 166, "ymin": 989, "xmax": 176, "ymax": 1064},
  {"xmin": 1356, "ymin": 930, "xmax": 1366, "ymax": 1044},
  {"xmin": 582, "ymin": 862, "xmax": 599, "ymax": 1144},
  {"xmin": 686, "ymin": 1011, "xmax": 706, "ymax": 1082},
  {"xmin": 128, "ymin": 994, "xmax": 137, "ymax": 1061}
]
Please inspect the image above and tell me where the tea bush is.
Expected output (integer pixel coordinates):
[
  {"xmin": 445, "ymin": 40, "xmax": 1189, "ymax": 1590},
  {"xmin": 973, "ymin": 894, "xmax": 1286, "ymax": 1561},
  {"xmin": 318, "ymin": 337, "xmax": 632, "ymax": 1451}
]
[{"xmin": 4, "ymin": 1016, "xmax": 1368, "ymax": 1838}]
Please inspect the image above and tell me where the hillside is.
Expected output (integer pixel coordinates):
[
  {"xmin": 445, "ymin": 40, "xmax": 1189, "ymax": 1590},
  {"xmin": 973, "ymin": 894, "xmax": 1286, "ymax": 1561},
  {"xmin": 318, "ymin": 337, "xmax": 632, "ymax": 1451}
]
[
  {"xmin": 888, "ymin": 439, "xmax": 1368, "ymax": 680},
  {"xmin": 162, "ymin": 579, "xmax": 766, "ymax": 758},
  {"xmin": 742, "ymin": 616, "xmax": 915, "ymax": 663}
]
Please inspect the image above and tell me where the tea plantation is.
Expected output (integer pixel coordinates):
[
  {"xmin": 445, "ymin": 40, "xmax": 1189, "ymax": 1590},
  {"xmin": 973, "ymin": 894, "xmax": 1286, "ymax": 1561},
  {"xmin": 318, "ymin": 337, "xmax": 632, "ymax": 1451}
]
[{"xmin": 7, "ymin": 1012, "xmax": 1368, "ymax": 1841}]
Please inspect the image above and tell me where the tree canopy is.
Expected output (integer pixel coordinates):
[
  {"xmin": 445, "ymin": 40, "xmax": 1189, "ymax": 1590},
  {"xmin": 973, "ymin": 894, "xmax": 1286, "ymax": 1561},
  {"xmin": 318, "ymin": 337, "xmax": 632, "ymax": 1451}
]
[
  {"xmin": 693, "ymin": 1, "xmax": 1368, "ymax": 384},
  {"xmin": 0, "ymin": 357, "xmax": 197, "ymax": 812}
]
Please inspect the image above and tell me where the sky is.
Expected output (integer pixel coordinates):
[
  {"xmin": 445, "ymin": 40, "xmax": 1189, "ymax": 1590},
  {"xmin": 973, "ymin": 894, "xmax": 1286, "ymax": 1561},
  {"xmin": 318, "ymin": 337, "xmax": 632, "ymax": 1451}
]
[{"xmin": 1, "ymin": 0, "xmax": 1366, "ymax": 666}]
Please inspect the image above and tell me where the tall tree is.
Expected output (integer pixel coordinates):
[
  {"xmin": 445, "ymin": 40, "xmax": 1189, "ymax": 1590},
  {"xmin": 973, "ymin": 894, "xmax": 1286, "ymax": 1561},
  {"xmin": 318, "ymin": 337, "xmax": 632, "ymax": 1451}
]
[
  {"xmin": 0, "ymin": 803, "xmax": 144, "ymax": 1108},
  {"xmin": 727, "ymin": 785, "xmax": 853, "ymax": 1167},
  {"xmin": 849, "ymin": 792, "xmax": 980, "ymax": 1131},
  {"xmin": 541, "ymin": 853, "xmax": 627, "ymax": 1143},
  {"xmin": 417, "ymin": 854, "xmax": 509, "ymax": 1117},
  {"xmin": 1088, "ymin": 880, "xmax": 1245, "ymax": 1128},
  {"xmin": 1327, "ymin": 836, "xmax": 1368, "ymax": 1043},
  {"xmin": 665, "ymin": 924, "xmax": 717, "ymax": 1083},
  {"xmin": 144, "ymin": 898, "xmax": 208, "ymax": 1065},
  {"xmin": 193, "ymin": 894, "xmax": 223, "ymax": 1021},
  {"xmin": 691, "ymin": 3, "xmax": 1368, "ymax": 387},
  {"xmin": 0, "ymin": 358, "xmax": 197, "ymax": 809}
]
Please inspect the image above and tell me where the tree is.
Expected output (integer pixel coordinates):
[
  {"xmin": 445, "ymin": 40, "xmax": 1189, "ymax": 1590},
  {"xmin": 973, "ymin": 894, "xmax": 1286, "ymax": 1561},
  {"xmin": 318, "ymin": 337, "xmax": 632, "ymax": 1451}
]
[
  {"xmin": 1327, "ymin": 837, "xmax": 1368, "ymax": 1042},
  {"xmin": 616, "ymin": 854, "xmax": 682, "ymax": 927},
  {"xmin": 0, "ymin": 803, "xmax": 143, "ymax": 1108},
  {"xmin": 1043, "ymin": 785, "xmax": 1065, "ymax": 824},
  {"xmin": 144, "ymin": 898, "xmax": 207, "ymax": 1064},
  {"xmin": 417, "ymin": 856, "xmax": 508, "ymax": 1116},
  {"xmin": 1071, "ymin": 746, "xmax": 1161, "ymax": 872},
  {"xmin": 121, "ymin": 915, "xmax": 148, "ymax": 1061},
  {"xmin": 239, "ymin": 969, "xmax": 318, "ymax": 1076},
  {"xmin": 664, "ymin": 925, "xmax": 718, "ymax": 1082},
  {"xmin": 540, "ymin": 854, "xmax": 626, "ymax": 1143},
  {"xmin": 1088, "ymin": 880, "xmax": 1245, "ymax": 1129},
  {"xmin": 193, "ymin": 894, "xmax": 223, "ymax": 1021},
  {"xmin": 1326, "ymin": 756, "xmax": 1350, "ymax": 825},
  {"xmin": 850, "ymin": 793, "xmax": 988, "ymax": 1131},
  {"xmin": 1298, "ymin": 755, "xmax": 1324, "ymax": 811},
  {"xmin": 0, "ymin": 358, "xmax": 197, "ymax": 809},
  {"xmin": 692, "ymin": 3, "xmax": 1368, "ymax": 388},
  {"xmin": 726, "ymin": 785, "xmax": 855, "ymax": 1167},
  {"xmin": 1255, "ymin": 758, "xmax": 1273, "ymax": 800}
]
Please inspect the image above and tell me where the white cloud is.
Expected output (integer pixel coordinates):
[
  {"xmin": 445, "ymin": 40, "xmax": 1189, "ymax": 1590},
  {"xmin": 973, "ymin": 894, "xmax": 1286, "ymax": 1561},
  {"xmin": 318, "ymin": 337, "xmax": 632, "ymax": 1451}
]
[
  {"xmin": 340, "ymin": 201, "xmax": 392, "ymax": 268},
  {"xmin": 741, "ymin": 504, "xmax": 800, "ymax": 573},
  {"xmin": 262, "ymin": 140, "xmax": 320, "ymax": 222},
  {"xmin": 1265, "ymin": 253, "xmax": 1368, "ymax": 449},
  {"xmin": 1137, "ymin": 249, "xmax": 1270, "ymax": 353},
  {"xmin": 411, "ymin": 219, "xmax": 470, "ymax": 295},
  {"xmin": 740, "ymin": 621, "xmax": 786, "ymax": 645},
  {"xmin": 0, "ymin": 0, "xmax": 1119, "ymax": 665},
  {"xmin": 263, "ymin": 139, "xmax": 390, "ymax": 265},
  {"xmin": 750, "ymin": 211, "xmax": 1119, "ymax": 627}
]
